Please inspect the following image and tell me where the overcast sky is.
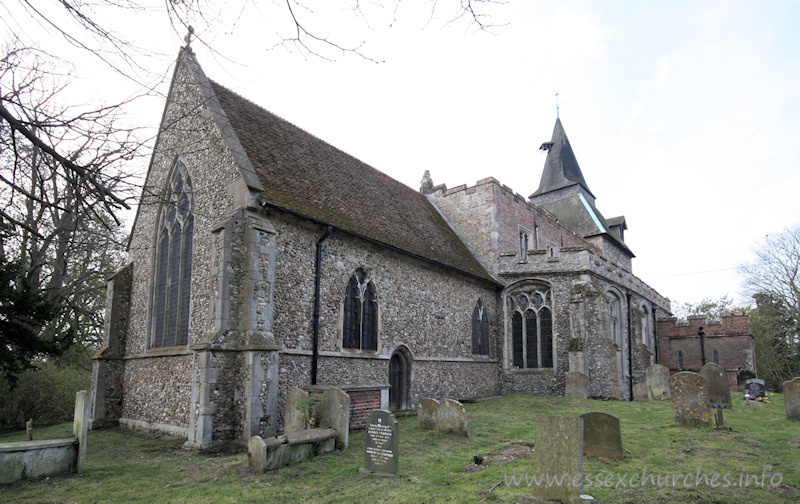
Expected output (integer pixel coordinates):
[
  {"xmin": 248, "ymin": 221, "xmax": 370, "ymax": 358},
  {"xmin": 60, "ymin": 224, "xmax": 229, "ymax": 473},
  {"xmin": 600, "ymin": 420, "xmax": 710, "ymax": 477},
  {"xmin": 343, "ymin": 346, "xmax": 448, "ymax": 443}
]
[{"xmin": 6, "ymin": 0, "xmax": 800, "ymax": 310}]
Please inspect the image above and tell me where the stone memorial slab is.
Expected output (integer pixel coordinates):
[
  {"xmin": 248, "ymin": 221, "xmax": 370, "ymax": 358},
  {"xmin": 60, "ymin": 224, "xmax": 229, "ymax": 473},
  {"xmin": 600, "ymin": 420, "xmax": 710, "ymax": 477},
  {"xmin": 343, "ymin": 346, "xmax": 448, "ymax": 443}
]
[
  {"xmin": 436, "ymin": 399, "xmax": 469, "ymax": 437},
  {"xmin": 784, "ymin": 377, "xmax": 800, "ymax": 421},
  {"xmin": 646, "ymin": 364, "xmax": 671, "ymax": 401},
  {"xmin": 745, "ymin": 378, "xmax": 766, "ymax": 400},
  {"xmin": 669, "ymin": 372, "xmax": 712, "ymax": 427},
  {"xmin": 533, "ymin": 415, "xmax": 584, "ymax": 503},
  {"xmin": 248, "ymin": 436, "xmax": 268, "ymax": 472},
  {"xmin": 317, "ymin": 388, "xmax": 350, "ymax": 449},
  {"xmin": 565, "ymin": 372, "xmax": 589, "ymax": 399},
  {"xmin": 73, "ymin": 390, "xmax": 90, "ymax": 474},
  {"xmin": 360, "ymin": 410, "xmax": 398, "ymax": 477},
  {"xmin": 284, "ymin": 388, "xmax": 309, "ymax": 435},
  {"xmin": 633, "ymin": 383, "xmax": 649, "ymax": 402},
  {"xmin": 700, "ymin": 363, "xmax": 732, "ymax": 408},
  {"xmin": 418, "ymin": 398, "xmax": 440, "ymax": 431},
  {"xmin": 580, "ymin": 412, "xmax": 623, "ymax": 460}
]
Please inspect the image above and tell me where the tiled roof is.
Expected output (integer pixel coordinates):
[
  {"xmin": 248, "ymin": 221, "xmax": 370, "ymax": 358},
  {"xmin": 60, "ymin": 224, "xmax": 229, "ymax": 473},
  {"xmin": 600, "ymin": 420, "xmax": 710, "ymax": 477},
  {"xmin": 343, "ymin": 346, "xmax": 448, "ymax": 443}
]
[{"xmin": 209, "ymin": 81, "xmax": 495, "ymax": 283}]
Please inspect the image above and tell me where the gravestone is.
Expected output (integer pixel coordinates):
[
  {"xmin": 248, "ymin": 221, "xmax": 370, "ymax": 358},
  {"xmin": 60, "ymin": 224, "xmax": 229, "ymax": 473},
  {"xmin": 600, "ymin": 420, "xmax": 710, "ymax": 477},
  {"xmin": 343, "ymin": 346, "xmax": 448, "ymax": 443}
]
[
  {"xmin": 669, "ymin": 372, "xmax": 712, "ymax": 427},
  {"xmin": 745, "ymin": 378, "xmax": 766, "ymax": 400},
  {"xmin": 532, "ymin": 415, "xmax": 584, "ymax": 503},
  {"xmin": 248, "ymin": 436, "xmax": 269, "ymax": 472},
  {"xmin": 360, "ymin": 410, "xmax": 399, "ymax": 477},
  {"xmin": 700, "ymin": 363, "xmax": 732, "ymax": 408},
  {"xmin": 646, "ymin": 364, "xmax": 671, "ymax": 401},
  {"xmin": 784, "ymin": 377, "xmax": 800, "ymax": 421},
  {"xmin": 580, "ymin": 412, "xmax": 623, "ymax": 460},
  {"xmin": 284, "ymin": 388, "xmax": 310, "ymax": 435},
  {"xmin": 25, "ymin": 419, "xmax": 33, "ymax": 441},
  {"xmin": 317, "ymin": 388, "xmax": 350, "ymax": 449},
  {"xmin": 565, "ymin": 372, "xmax": 589, "ymax": 399},
  {"xmin": 73, "ymin": 390, "xmax": 90, "ymax": 474},
  {"xmin": 632, "ymin": 383, "xmax": 649, "ymax": 402},
  {"xmin": 418, "ymin": 398, "xmax": 440, "ymax": 431},
  {"xmin": 436, "ymin": 399, "xmax": 469, "ymax": 437}
]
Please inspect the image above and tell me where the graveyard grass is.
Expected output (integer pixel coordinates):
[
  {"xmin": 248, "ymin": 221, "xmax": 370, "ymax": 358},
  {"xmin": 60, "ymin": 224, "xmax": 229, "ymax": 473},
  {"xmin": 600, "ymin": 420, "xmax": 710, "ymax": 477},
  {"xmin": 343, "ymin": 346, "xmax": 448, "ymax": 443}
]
[{"xmin": 2, "ymin": 394, "xmax": 798, "ymax": 503}]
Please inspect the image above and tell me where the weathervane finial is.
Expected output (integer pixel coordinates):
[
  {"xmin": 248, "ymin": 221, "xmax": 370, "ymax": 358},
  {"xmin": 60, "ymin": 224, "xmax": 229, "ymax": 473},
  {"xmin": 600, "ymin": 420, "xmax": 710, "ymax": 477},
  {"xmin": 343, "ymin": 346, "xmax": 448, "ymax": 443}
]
[
  {"xmin": 556, "ymin": 92, "xmax": 560, "ymax": 119},
  {"xmin": 184, "ymin": 26, "xmax": 195, "ymax": 47}
]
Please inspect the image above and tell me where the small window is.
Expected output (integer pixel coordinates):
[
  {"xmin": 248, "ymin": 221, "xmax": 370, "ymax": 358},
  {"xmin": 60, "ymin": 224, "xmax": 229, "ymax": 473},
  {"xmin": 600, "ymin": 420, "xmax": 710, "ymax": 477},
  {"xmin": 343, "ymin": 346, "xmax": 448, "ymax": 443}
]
[
  {"xmin": 712, "ymin": 349, "xmax": 719, "ymax": 365},
  {"xmin": 534, "ymin": 225, "xmax": 540, "ymax": 249},
  {"xmin": 342, "ymin": 268, "xmax": 378, "ymax": 351},
  {"xmin": 472, "ymin": 299, "xmax": 489, "ymax": 356},
  {"xmin": 519, "ymin": 228, "xmax": 530, "ymax": 260},
  {"xmin": 678, "ymin": 350, "xmax": 684, "ymax": 370}
]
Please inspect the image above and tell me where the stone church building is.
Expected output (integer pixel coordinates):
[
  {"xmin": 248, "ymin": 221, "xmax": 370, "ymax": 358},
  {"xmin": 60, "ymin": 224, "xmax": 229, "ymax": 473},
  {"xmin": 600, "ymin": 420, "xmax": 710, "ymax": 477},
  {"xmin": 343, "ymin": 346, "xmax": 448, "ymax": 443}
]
[{"xmin": 90, "ymin": 47, "xmax": 670, "ymax": 448}]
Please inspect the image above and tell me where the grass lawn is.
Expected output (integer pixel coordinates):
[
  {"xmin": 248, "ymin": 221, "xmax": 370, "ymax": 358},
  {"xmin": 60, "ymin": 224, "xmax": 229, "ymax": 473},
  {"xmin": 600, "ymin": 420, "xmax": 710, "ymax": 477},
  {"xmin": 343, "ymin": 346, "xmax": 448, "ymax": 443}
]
[{"xmin": 1, "ymin": 394, "xmax": 799, "ymax": 503}]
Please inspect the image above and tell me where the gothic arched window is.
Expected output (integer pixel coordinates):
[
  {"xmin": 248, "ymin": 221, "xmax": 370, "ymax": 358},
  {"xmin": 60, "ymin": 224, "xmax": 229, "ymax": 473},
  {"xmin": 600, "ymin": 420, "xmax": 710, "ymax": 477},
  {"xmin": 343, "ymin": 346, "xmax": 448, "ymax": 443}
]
[
  {"xmin": 342, "ymin": 268, "xmax": 378, "ymax": 351},
  {"xmin": 151, "ymin": 160, "xmax": 194, "ymax": 348},
  {"xmin": 472, "ymin": 299, "xmax": 489, "ymax": 355},
  {"xmin": 608, "ymin": 292, "xmax": 623, "ymax": 346},
  {"xmin": 508, "ymin": 286, "xmax": 553, "ymax": 369}
]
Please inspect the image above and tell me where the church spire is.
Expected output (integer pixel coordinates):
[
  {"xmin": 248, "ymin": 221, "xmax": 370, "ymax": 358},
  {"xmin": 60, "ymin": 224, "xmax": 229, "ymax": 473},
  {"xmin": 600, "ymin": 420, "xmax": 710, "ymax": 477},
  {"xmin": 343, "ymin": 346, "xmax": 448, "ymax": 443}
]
[{"xmin": 530, "ymin": 118, "xmax": 594, "ymax": 200}]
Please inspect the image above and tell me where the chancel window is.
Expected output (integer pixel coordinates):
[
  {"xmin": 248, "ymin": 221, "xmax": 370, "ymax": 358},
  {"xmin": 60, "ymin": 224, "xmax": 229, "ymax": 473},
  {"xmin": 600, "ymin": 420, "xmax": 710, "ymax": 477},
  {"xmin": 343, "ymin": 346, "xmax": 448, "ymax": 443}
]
[
  {"xmin": 641, "ymin": 304, "xmax": 652, "ymax": 348},
  {"xmin": 713, "ymin": 349, "xmax": 719, "ymax": 365},
  {"xmin": 343, "ymin": 268, "xmax": 378, "ymax": 351},
  {"xmin": 150, "ymin": 160, "xmax": 194, "ymax": 348},
  {"xmin": 472, "ymin": 299, "xmax": 489, "ymax": 355},
  {"xmin": 509, "ymin": 287, "xmax": 553, "ymax": 369},
  {"xmin": 678, "ymin": 350, "xmax": 684, "ymax": 369}
]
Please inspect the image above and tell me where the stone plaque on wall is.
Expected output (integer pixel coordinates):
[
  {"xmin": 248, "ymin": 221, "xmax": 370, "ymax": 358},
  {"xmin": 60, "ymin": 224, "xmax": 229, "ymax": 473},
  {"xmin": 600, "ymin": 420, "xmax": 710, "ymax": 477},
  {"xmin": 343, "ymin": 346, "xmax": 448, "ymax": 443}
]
[
  {"xmin": 360, "ymin": 410, "xmax": 398, "ymax": 477},
  {"xmin": 669, "ymin": 372, "xmax": 712, "ymax": 427}
]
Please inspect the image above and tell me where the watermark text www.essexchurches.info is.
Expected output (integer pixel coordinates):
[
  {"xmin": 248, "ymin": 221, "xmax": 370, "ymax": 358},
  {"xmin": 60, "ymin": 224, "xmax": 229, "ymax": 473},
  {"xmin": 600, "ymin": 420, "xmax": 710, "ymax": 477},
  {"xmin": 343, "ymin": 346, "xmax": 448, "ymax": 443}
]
[{"xmin": 504, "ymin": 465, "xmax": 783, "ymax": 489}]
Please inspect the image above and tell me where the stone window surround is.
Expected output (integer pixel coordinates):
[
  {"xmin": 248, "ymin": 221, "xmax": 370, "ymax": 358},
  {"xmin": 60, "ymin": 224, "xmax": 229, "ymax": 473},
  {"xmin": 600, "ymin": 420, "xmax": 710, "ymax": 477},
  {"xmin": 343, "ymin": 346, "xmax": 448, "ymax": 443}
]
[
  {"xmin": 146, "ymin": 157, "xmax": 194, "ymax": 351},
  {"xmin": 471, "ymin": 298, "xmax": 489, "ymax": 356},
  {"xmin": 503, "ymin": 279, "xmax": 556, "ymax": 372},
  {"xmin": 338, "ymin": 267, "xmax": 380, "ymax": 353}
]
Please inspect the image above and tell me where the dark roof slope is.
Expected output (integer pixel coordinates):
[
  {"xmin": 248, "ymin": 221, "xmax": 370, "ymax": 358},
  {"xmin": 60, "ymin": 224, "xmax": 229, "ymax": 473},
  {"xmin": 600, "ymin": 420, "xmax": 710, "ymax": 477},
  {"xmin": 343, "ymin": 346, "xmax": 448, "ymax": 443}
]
[
  {"xmin": 531, "ymin": 118, "xmax": 594, "ymax": 198},
  {"xmin": 210, "ymin": 81, "xmax": 495, "ymax": 283}
]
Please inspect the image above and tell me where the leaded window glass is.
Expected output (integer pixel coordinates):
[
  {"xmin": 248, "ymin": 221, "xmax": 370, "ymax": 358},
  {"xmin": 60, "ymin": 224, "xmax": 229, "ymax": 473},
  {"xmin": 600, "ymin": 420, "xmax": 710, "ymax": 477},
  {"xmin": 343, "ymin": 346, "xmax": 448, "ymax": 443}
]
[
  {"xmin": 342, "ymin": 268, "xmax": 378, "ymax": 351},
  {"xmin": 472, "ymin": 299, "xmax": 489, "ymax": 355},
  {"xmin": 507, "ymin": 286, "xmax": 554, "ymax": 369},
  {"xmin": 150, "ymin": 160, "xmax": 193, "ymax": 348}
]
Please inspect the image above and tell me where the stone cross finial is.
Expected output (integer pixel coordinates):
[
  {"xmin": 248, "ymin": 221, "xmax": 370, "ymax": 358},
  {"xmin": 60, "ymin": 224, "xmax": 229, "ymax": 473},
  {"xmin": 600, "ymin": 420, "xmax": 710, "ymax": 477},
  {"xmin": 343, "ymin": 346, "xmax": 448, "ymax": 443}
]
[{"xmin": 420, "ymin": 170, "xmax": 434, "ymax": 194}]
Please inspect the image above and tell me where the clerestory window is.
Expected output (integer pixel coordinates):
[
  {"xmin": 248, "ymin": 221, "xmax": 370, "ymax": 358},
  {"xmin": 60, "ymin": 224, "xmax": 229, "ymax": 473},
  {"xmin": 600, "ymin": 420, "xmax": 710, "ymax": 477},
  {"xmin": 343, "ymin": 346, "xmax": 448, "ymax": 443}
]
[
  {"xmin": 150, "ymin": 160, "xmax": 194, "ymax": 348},
  {"xmin": 509, "ymin": 287, "xmax": 553, "ymax": 369},
  {"xmin": 342, "ymin": 268, "xmax": 378, "ymax": 351}
]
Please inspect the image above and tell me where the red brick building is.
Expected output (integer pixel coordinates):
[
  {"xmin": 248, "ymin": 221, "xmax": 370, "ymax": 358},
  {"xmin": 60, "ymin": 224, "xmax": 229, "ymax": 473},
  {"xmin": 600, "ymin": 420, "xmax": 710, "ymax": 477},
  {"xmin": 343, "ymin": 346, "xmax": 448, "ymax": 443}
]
[{"xmin": 657, "ymin": 314, "xmax": 755, "ymax": 390}]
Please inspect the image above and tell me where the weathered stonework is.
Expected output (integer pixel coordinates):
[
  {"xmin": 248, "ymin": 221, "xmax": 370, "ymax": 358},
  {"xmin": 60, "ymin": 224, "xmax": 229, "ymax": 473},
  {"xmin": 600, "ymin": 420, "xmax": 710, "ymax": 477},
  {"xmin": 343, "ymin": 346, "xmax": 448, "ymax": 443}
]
[{"xmin": 92, "ymin": 48, "xmax": 671, "ymax": 449}]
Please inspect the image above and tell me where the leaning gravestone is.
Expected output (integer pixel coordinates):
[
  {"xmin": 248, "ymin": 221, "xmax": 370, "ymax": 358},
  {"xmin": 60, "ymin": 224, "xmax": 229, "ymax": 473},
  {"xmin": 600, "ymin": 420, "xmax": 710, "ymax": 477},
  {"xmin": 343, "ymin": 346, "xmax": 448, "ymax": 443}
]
[
  {"xmin": 580, "ymin": 412, "xmax": 623, "ymax": 460},
  {"xmin": 418, "ymin": 398, "xmax": 440, "ymax": 431},
  {"xmin": 565, "ymin": 372, "xmax": 589, "ymax": 399},
  {"xmin": 784, "ymin": 377, "xmax": 800, "ymax": 421},
  {"xmin": 532, "ymin": 415, "xmax": 584, "ymax": 503},
  {"xmin": 646, "ymin": 364, "xmax": 671, "ymax": 401},
  {"xmin": 436, "ymin": 399, "xmax": 469, "ymax": 437},
  {"xmin": 700, "ymin": 363, "xmax": 732, "ymax": 408},
  {"xmin": 633, "ymin": 383, "xmax": 649, "ymax": 402},
  {"xmin": 669, "ymin": 372, "xmax": 712, "ymax": 427},
  {"xmin": 284, "ymin": 388, "xmax": 310, "ymax": 435},
  {"xmin": 73, "ymin": 390, "xmax": 91, "ymax": 474},
  {"xmin": 360, "ymin": 410, "xmax": 399, "ymax": 477},
  {"xmin": 745, "ymin": 378, "xmax": 766, "ymax": 400}
]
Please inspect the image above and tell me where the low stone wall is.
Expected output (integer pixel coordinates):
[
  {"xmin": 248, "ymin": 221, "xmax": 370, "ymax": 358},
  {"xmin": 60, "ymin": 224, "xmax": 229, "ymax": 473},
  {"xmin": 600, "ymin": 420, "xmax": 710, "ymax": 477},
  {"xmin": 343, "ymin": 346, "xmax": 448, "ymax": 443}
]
[{"xmin": 0, "ymin": 390, "xmax": 89, "ymax": 484}]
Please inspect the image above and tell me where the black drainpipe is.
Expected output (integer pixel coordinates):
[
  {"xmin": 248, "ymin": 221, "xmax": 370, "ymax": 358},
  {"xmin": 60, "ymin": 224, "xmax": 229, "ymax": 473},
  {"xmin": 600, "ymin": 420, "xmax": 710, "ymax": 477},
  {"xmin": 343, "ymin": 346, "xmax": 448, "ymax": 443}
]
[
  {"xmin": 626, "ymin": 292, "xmax": 633, "ymax": 401},
  {"xmin": 311, "ymin": 226, "xmax": 333, "ymax": 385},
  {"xmin": 652, "ymin": 307, "xmax": 659, "ymax": 364},
  {"xmin": 699, "ymin": 327, "xmax": 706, "ymax": 368}
]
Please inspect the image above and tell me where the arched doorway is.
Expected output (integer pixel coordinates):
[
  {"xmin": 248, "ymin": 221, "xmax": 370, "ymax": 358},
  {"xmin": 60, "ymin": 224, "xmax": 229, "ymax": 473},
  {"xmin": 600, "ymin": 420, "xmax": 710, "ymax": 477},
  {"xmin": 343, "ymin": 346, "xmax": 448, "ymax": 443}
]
[{"xmin": 389, "ymin": 347, "xmax": 411, "ymax": 411}]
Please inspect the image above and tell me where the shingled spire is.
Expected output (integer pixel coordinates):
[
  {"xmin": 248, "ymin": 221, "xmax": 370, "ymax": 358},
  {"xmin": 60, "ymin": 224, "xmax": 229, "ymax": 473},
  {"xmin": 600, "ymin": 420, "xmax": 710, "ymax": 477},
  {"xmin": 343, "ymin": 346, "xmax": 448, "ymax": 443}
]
[{"xmin": 530, "ymin": 118, "xmax": 594, "ymax": 200}]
